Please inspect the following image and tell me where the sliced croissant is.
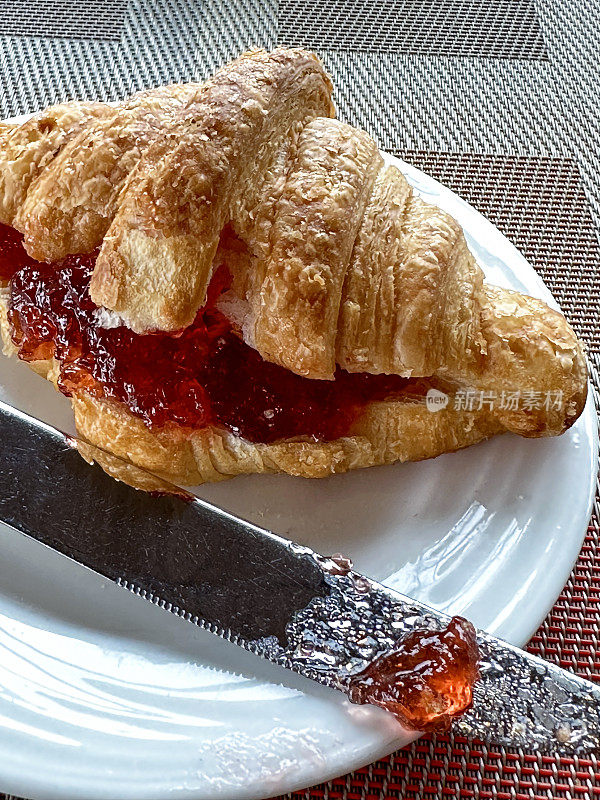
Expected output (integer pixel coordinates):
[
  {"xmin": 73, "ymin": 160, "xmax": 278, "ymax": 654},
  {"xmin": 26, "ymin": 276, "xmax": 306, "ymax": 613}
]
[{"xmin": 0, "ymin": 48, "xmax": 588, "ymax": 491}]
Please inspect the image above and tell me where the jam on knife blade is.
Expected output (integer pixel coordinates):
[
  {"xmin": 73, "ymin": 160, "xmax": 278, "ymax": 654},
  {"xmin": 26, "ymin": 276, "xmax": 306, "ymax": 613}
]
[{"xmin": 347, "ymin": 616, "xmax": 480, "ymax": 731}]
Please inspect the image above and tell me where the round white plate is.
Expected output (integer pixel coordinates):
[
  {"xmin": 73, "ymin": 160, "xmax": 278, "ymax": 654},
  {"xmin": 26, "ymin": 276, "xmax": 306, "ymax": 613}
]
[{"xmin": 0, "ymin": 151, "xmax": 596, "ymax": 800}]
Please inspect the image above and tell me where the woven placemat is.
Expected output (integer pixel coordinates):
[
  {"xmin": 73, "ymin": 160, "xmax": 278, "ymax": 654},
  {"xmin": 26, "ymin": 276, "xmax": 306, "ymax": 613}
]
[
  {"xmin": 0, "ymin": 0, "xmax": 599, "ymax": 798},
  {"xmin": 277, "ymin": 0, "xmax": 548, "ymax": 59}
]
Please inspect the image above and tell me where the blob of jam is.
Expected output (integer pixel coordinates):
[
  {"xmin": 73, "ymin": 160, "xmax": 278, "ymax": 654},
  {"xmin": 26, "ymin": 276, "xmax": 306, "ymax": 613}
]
[
  {"xmin": 347, "ymin": 616, "xmax": 480, "ymax": 732},
  {"xmin": 2, "ymin": 223, "xmax": 433, "ymax": 444}
]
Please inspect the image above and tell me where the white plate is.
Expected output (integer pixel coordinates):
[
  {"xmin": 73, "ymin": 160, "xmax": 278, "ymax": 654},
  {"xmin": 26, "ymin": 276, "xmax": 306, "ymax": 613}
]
[{"xmin": 0, "ymin": 151, "xmax": 597, "ymax": 800}]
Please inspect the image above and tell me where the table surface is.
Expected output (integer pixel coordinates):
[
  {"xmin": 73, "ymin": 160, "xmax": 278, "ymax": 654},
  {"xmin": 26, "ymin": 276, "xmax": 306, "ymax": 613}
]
[{"xmin": 0, "ymin": 0, "xmax": 599, "ymax": 798}]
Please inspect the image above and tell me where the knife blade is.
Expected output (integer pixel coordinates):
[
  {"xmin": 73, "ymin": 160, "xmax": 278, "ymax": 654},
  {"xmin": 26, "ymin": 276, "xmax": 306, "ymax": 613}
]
[{"xmin": 0, "ymin": 398, "xmax": 598, "ymax": 753}]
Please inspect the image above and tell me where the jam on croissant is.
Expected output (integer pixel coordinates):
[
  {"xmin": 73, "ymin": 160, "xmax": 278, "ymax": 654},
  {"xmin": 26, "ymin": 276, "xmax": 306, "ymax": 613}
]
[
  {"xmin": 0, "ymin": 48, "xmax": 588, "ymax": 488},
  {"xmin": 2, "ymin": 223, "xmax": 436, "ymax": 444}
]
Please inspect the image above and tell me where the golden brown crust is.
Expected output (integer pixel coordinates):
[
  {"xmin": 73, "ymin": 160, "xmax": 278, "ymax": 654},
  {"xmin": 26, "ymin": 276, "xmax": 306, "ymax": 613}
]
[
  {"xmin": 335, "ymin": 166, "xmax": 486, "ymax": 379},
  {"xmin": 72, "ymin": 384, "xmax": 504, "ymax": 489},
  {"xmin": 476, "ymin": 286, "xmax": 587, "ymax": 435},
  {"xmin": 252, "ymin": 118, "xmax": 383, "ymax": 379},
  {"xmin": 15, "ymin": 85, "xmax": 202, "ymax": 261},
  {"xmin": 0, "ymin": 48, "xmax": 589, "ymax": 493},
  {"xmin": 336, "ymin": 165, "xmax": 412, "ymax": 375},
  {"xmin": 3, "ymin": 49, "xmax": 575, "ymax": 442},
  {"xmin": 0, "ymin": 101, "xmax": 114, "ymax": 227},
  {"xmin": 90, "ymin": 48, "xmax": 335, "ymax": 332}
]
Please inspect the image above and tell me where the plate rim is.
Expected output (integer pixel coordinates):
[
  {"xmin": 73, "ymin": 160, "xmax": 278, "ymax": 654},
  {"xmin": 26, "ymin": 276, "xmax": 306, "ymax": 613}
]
[{"xmin": 0, "ymin": 137, "xmax": 597, "ymax": 800}]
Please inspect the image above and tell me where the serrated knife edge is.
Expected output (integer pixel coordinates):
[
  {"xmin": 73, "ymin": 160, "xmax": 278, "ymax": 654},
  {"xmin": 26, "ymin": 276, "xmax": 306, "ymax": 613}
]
[{"xmin": 0, "ymin": 399, "xmax": 598, "ymax": 754}]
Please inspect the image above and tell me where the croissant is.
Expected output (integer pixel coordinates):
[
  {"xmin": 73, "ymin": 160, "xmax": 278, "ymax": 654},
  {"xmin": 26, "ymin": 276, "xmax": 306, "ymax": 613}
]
[{"xmin": 0, "ymin": 48, "xmax": 587, "ymax": 490}]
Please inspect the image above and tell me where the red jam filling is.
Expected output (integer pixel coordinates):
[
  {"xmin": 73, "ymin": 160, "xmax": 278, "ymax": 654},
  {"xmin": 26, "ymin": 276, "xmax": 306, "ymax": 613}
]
[
  {"xmin": 2, "ymin": 223, "xmax": 431, "ymax": 444},
  {"xmin": 347, "ymin": 616, "xmax": 480, "ymax": 732},
  {"xmin": 0, "ymin": 223, "xmax": 35, "ymax": 283}
]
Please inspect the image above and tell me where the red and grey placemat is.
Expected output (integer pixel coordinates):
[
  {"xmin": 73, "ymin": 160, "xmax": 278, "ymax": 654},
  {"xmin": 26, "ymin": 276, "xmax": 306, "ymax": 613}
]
[{"xmin": 0, "ymin": 0, "xmax": 598, "ymax": 798}]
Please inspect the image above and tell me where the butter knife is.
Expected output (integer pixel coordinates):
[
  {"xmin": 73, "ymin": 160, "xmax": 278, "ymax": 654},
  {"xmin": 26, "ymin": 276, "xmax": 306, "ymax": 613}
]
[{"xmin": 0, "ymin": 399, "xmax": 598, "ymax": 753}]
